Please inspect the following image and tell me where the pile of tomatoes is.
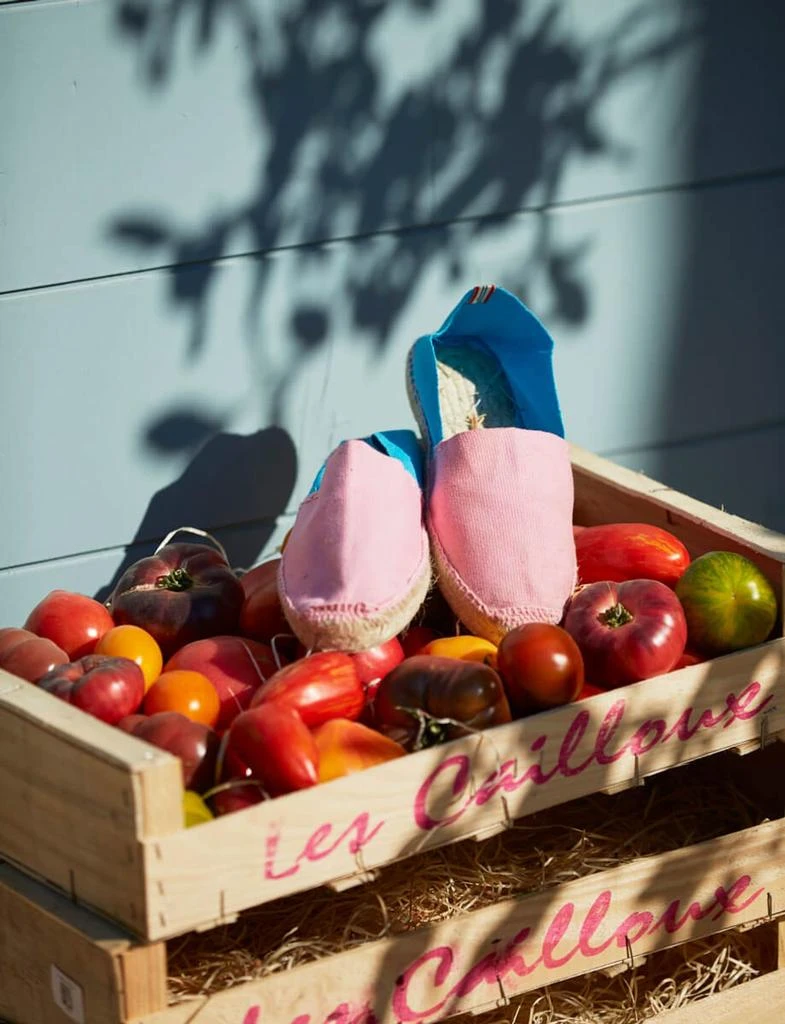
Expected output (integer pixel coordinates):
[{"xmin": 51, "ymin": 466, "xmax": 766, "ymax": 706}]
[{"xmin": 0, "ymin": 522, "xmax": 778, "ymax": 826}]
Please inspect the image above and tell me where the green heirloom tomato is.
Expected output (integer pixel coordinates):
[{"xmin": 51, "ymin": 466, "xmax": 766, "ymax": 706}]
[{"xmin": 674, "ymin": 551, "xmax": 778, "ymax": 656}]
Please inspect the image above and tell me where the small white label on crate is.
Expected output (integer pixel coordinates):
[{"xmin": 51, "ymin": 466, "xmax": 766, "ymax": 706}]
[{"xmin": 50, "ymin": 964, "xmax": 85, "ymax": 1024}]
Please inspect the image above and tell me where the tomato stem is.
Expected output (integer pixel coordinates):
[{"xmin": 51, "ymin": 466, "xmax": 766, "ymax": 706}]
[
  {"xmin": 155, "ymin": 567, "xmax": 193, "ymax": 592},
  {"xmin": 598, "ymin": 602, "xmax": 633, "ymax": 628}
]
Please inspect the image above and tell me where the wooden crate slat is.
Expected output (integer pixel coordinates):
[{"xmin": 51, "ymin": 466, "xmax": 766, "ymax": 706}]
[
  {"xmin": 0, "ymin": 860, "xmax": 166, "ymax": 1024},
  {"xmin": 650, "ymin": 968, "xmax": 785, "ymax": 1024},
  {"xmin": 141, "ymin": 642, "xmax": 785, "ymax": 939},
  {"xmin": 0, "ymin": 674, "xmax": 183, "ymax": 934},
  {"xmin": 571, "ymin": 445, "xmax": 785, "ymax": 598},
  {"xmin": 121, "ymin": 820, "xmax": 785, "ymax": 1023}
]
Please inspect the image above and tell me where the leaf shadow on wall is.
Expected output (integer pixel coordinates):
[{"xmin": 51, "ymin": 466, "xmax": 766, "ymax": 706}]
[{"xmin": 109, "ymin": 0, "xmax": 700, "ymax": 432}]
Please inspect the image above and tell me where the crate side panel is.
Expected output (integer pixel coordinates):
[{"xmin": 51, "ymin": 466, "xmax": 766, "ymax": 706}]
[
  {"xmin": 135, "ymin": 819, "xmax": 785, "ymax": 1024},
  {"xmin": 142, "ymin": 643, "xmax": 785, "ymax": 938},
  {"xmin": 0, "ymin": 675, "xmax": 182, "ymax": 934}
]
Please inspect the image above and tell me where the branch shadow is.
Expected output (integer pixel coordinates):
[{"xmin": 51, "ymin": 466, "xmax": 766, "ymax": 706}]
[{"xmin": 95, "ymin": 421, "xmax": 297, "ymax": 602}]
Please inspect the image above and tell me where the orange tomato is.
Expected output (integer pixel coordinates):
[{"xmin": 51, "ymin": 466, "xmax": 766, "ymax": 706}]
[
  {"xmin": 418, "ymin": 635, "xmax": 498, "ymax": 668},
  {"xmin": 95, "ymin": 624, "xmax": 163, "ymax": 692},
  {"xmin": 313, "ymin": 719, "xmax": 406, "ymax": 783},
  {"xmin": 143, "ymin": 669, "xmax": 220, "ymax": 727}
]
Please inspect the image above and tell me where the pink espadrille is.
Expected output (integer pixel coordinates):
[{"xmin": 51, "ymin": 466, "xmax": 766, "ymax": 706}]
[
  {"xmin": 278, "ymin": 431, "xmax": 431, "ymax": 652},
  {"xmin": 407, "ymin": 285, "xmax": 577, "ymax": 644}
]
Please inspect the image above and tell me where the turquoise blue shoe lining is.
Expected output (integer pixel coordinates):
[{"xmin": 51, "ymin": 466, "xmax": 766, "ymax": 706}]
[
  {"xmin": 409, "ymin": 286, "xmax": 565, "ymax": 448},
  {"xmin": 307, "ymin": 429, "xmax": 424, "ymax": 496}
]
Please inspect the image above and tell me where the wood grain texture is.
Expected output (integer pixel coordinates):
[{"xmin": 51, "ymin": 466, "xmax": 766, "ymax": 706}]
[
  {"xmin": 141, "ymin": 639, "xmax": 785, "ymax": 939},
  {"xmin": 0, "ymin": 673, "xmax": 183, "ymax": 934},
  {"xmin": 134, "ymin": 819, "xmax": 785, "ymax": 1024},
  {"xmin": 652, "ymin": 969, "xmax": 785, "ymax": 1024},
  {"xmin": 0, "ymin": 860, "xmax": 166, "ymax": 1024}
]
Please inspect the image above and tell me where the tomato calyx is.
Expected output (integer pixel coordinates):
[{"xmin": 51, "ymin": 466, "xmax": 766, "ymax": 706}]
[
  {"xmin": 598, "ymin": 602, "xmax": 634, "ymax": 629},
  {"xmin": 398, "ymin": 706, "xmax": 463, "ymax": 751},
  {"xmin": 155, "ymin": 567, "xmax": 194, "ymax": 592}
]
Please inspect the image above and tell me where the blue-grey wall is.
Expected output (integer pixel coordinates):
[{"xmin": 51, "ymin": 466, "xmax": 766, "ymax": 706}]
[{"xmin": 2, "ymin": 0, "xmax": 784, "ymax": 625}]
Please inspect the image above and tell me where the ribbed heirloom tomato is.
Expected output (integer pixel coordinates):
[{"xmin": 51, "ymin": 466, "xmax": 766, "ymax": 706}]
[
  {"xmin": 95, "ymin": 624, "xmax": 163, "ymax": 692},
  {"xmin": 143, "ymin": 669, "xmax": 220, "ymax": 727}
]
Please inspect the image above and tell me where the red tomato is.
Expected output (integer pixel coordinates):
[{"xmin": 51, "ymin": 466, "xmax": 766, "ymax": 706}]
[
  {"xmin": 563, "ymin": 579, "xmax": 687, "ymax": 688},
  {"xmin": 672, "ymin": 650, "xmax": 707, "ymax": 670},
  {"xmin": 249, "ymin": 651, "xmax": 364, "ymax": 727},
  {"xmin": 119, "ymin": 711, "xmax": 219, "ymax": 792},
  {"xmin": 24, "ymin": 590, "xmax": 115, "ymax": 659},
  {"xmin": 576, "ymin": 523, "xmax": 691, "ymax": 588},
  {"xmin": 351, "ymin": 637, "xmax": 405, "ymax": 686},
  {"xmin": 164, "ymin": 635, "xmax": 278, "ymax": 731},
  {"xmin": 238, "ymin": 558, "xmax": 290, "ymax": 643},
  {"xmin": 497, "ymin": 623, "xmax": 585, "ymax": 714},
  {"xmin": 399, "ymin": 626, "xmax": 441, "ymax": 657},
  {"xmin": 224, "ymin": 703, "xmax": 318, "ymax": 797},
  {"xmin": 37, "ymin": 655, "xmax": 144, "ymax": 725},
  {"xmin": 576, "ymin": 681, "xmax": 605, "ymax": 701},
  {"xmin": 143, "ymin": 669, "xmax": 221, "ymax": 727},
  {"xmin": 209, "ymin": 781, "xmax": 267, "ymax": 816},
  {"xmin": 95, "ymin": 624, "xmax": 163, "ymax": 692},
  {"xmin": 0, "ymin": 627, "xmax": 69, "ymax": 682}
]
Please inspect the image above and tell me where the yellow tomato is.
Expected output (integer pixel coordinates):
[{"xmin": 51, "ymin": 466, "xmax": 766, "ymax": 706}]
[
  {"xmin": 419, "ymin": 635, "xmax": 498, "ymax": 668},
  {"xmin": 95, "ymin": 624, "xmax": 163, "ymax": 692},
  {"xmin": 183, "ymin": 791, "xmax": 213, "ymax": 828}
]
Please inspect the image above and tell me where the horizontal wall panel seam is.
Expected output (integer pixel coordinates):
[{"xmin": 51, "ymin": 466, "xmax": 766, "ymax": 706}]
[{"xmin": 3, "ymin": 164, "xmax": 785, "ymax": 301}]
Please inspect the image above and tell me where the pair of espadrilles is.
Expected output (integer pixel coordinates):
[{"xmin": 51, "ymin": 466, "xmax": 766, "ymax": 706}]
[{"xmin": 278, "ymin": 285, "xmax": 577, "ymax": 651}]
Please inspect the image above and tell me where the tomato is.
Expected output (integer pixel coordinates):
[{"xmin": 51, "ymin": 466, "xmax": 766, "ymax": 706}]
[
  {"xmin": 374, "ymin": 655, "xmax": 511, "ymax": 750},
  {"xmin": 95, "ymin": 624, "xmax": 163, "ymax": 692},
  {"xmin": 119, "ymin": 711, "xmax": 219, "ymax": 791},
  {"xmin": 313, "ymin": 719, "xmax": 406, "ymax": 783},
  {"xmin": 351, "ymin": 638, "xmax": 405, "ymax": 686},
  {"xmin": 108, "ymin": 542, "xmax": 244, "ymax": 657},
  {"xmin": 223, "ymin": 703, "xmax": 318, "ymax": 797},
  {"xmin": 675, "ymin": 551, "xmax": 778, "ymax": 656},
  {"xmin": 38, "ymin": 655, "xmax": 144, "ymax": 725},
  {"xmin": 563, "ymin": 579, "xmax": 687, "ymax": 688},
  {"xmin": 576, "ymin": 681, "xmax": 605, "ymax": 701},
  {"xmin": 0, "ymin": 627, "xmax": 69, "ymax": 683},
  {"xmin": 24, "ymin": 590, "xmax": 115, "ymax": 659},
  {"xmin": 497, "ymin": 623, "xmax": 584, "ymax": 714},
  {"xmin": 183, "ymin": 791, "xmax": 214, "ymax": 827},
  {"xmin": 208, "ymin": 781, "xmax": 267, "ymax": 816},
  {"xmin": 143, "ymin": 669, "xmax": 220, "ymax": 727},
  {"xmin": 418, "ymin": 634, "xmax": 498, "ymax": 667},
  {"xmin": 672, "ymin": 650, "xmax": 707, "ymax": 671},
  {"xmin": 249, "ymin": 651, "xmax": 364, "ymax": 727},
  {"xmin": 164, "ymin": 635, "xmax": 278, "ymax": 731},
  {"xmin": 238, "ymin": 558, "xmax": 290, "ymax": 644},
  {"xmin": 399, "ymin": 626, "xmax": 441, "ymax": 657},
  {"xmin": 575, "ymin": 523, "xmax": 691, "ymax": 588}
]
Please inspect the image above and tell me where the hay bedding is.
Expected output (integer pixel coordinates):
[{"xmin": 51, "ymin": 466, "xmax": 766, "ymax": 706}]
[
  {"xmin": 458, "ymin": 926, "xmax": 775, "ymax": 1024},
  {"xmin": 167, "ymin": 755, "xmax": 773, "ymax": 1018}
]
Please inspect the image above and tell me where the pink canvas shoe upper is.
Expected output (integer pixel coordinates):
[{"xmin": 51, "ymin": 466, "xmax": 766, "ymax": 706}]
[
  {"xmin": 279, "ymin": 440, "xmax": 430, "ymax": 648},
  {"xmin": 429, "ymin": 427, "xmax": 576, "ymax": 634}
]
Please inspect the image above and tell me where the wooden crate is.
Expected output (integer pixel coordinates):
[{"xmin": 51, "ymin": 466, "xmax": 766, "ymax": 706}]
[
  {"xmin": 2, "ymin": 445, "xmax": 785, "ymax": 942},
  {"xmin": 2, "ymin": 747, "xmax": 785, "ymax": 1024}
]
